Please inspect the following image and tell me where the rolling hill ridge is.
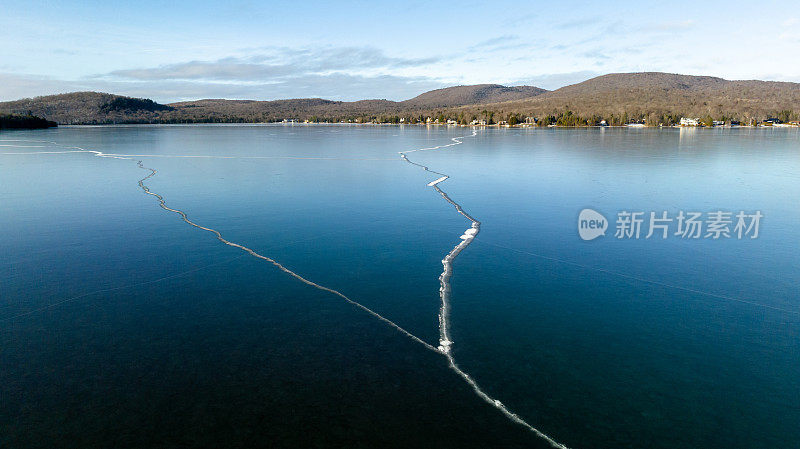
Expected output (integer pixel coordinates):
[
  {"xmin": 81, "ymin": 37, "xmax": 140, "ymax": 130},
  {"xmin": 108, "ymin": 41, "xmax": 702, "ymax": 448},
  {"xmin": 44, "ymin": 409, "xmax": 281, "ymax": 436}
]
[{"xmin": 1, "ymin": 73, "xmax": 799, "ymax": 125}]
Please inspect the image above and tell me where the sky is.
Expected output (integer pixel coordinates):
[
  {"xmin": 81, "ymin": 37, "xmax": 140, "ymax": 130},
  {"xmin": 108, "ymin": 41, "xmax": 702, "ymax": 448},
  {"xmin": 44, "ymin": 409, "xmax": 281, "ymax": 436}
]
[{"xmin": 2, "ymin": 0, "xmax": 799, "ymax": 103}]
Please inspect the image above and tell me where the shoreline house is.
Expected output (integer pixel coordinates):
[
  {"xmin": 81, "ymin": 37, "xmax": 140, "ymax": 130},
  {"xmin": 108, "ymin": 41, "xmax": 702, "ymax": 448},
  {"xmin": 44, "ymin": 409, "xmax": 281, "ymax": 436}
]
[{"xmin": 680, "ymin": 117, "xmax": 700, "ymax": 126}]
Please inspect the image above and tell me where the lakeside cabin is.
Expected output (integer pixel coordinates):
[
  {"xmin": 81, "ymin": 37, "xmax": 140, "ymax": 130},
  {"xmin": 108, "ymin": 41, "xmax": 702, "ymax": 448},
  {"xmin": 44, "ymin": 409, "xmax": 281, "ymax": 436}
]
[{"xmin": 680, "ymin": 117, "xmax": 700, "ymax": 126}]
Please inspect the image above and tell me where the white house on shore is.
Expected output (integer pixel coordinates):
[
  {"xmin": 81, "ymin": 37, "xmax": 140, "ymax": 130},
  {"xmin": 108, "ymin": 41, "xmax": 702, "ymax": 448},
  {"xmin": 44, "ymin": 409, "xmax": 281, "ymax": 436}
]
[{"xmin": 680, "ymin": 117, "xmax": 700, "ymax": 126}]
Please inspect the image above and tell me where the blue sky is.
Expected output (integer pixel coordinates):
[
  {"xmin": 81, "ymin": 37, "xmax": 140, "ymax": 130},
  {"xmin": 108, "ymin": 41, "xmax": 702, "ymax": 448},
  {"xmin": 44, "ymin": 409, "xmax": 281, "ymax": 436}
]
[{"xmin": 2, "ymin": 0, "xmax": 799, "ymax": 102}]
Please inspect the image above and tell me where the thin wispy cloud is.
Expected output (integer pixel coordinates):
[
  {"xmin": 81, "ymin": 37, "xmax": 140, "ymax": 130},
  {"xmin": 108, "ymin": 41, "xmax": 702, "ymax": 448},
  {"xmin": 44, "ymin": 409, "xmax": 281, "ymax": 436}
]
[
  {"xmin": 105, "ymin": 47, "xmax": 441, "ymax": 82},
  {"xmin": 0, "ymin": 71, "xmax": 444, "ymax": 103},
  {"xmin": 557, "ymin": 18, "xmax": 601, "ymax": 29},
  {"xmin": 503, "ymin": 12, "xmax": 537, "ymax": 27},
  {"xmin": 581, "ymin": 49, "xmax": 612, "ymax": 61},
  {"xmin": 108, "ymin": 59, "xmax": 295, "ymax": 81},
  {"xmin": 469, "ymin": 35, "xmax": 520, "ymax": 50},
  {"xmin": 655, "ymin": 19, "xmax": 695, "ymax": 31}
]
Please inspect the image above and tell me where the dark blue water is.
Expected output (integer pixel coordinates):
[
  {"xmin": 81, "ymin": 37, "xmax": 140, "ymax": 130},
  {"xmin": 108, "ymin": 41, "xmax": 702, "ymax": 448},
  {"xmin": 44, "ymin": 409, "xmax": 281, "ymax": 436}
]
[{"xmin": 1, "ymin": 125, "xmax": 798, "ymax": 448}]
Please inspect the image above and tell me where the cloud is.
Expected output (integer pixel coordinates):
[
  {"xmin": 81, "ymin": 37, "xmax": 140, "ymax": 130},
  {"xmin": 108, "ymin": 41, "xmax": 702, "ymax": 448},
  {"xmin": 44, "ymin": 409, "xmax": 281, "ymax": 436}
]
[
  {"xmin": 0, "ymin": 45, "xmax": 447, "ymax": 102},
  {"xmin": 108, "ymin": 59, "xmax": 294, "ymax": 81},
  {"xmin": 0, "ymin": 73, "xmax": 80, "ymax": 99},
  {"xmin": 503, "ymin": 12, "xmax": 536, "ymax": 27},
  {"xmin": 752, "ymin": 73, "xmax": 800, "ymax": 83},
  {"xmin": 105, "ymin": 47, "xmax": 441, "ymax": 82},
  {"xmin": 581, "ymin": 49, "xmax": 611, "ymax": 61},
  {"xmin": 556, "ymin": 18, "xmax": 601, "ymax": 29},
  {"xmin": 0, "ymin": 71, "xmax": 445, "ymax": 103},
  {"xmin": 469, "ymin": 35, "xmax": 521, "ymax": 51}
]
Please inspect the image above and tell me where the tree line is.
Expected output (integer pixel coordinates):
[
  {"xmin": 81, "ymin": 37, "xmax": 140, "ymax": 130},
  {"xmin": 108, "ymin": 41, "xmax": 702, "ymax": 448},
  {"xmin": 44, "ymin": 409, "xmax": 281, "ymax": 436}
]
[{"xmin": 0, "ymin": 114, "xmax": 58, "ymax": 129}]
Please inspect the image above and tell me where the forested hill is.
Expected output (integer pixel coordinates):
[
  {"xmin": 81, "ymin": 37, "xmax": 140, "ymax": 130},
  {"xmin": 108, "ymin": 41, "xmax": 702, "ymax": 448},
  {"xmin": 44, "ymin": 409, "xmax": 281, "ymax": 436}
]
[
  {"xmin": 0, "ymin": 85, "xmax": 547, "ymax": 124},
  {"xmin": 400, "ymin": 84, "xmax": 547, "ymax": 108},
  {"xmin": 0, "ymin": 84, "xmax": 545, "ymax": 124},
  {"xmin": 0, "ymin": 92, "xmax": 173, "ymax": 125},
  {"xmin": 449, "ymin": 73, "xmax": 800, "ymax": 125},
  {"xmin": 2, "ymin": 73, "xmax": 799, "ymax": 125}
]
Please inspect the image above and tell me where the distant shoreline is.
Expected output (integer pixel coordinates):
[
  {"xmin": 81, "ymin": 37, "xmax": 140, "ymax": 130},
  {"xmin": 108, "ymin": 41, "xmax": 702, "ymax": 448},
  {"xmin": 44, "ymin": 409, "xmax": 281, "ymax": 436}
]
[
  {"xmin": 55, "ymin": 122, "xmax": 799, "ymax": 129},
  {"xmin": 3, "ymin": 73, "xmax": 799, "ymax": 128}
]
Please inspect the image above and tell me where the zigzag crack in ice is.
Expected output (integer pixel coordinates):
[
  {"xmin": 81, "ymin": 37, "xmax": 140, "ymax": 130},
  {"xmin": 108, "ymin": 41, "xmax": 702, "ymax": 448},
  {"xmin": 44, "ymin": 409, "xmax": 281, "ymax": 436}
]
[
  {"xmin": 136, "ymin": 161, "xmax": 437, "ymax": 353},
  {"xmin": 399, "ymin": 131, "xmax": 569, "ymax": 449},
  {"xmin": 2, "ymin": 136, "xmax": 566, "ymax": 447}
]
